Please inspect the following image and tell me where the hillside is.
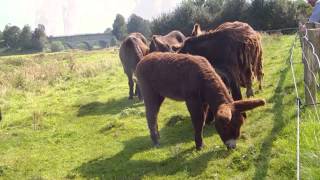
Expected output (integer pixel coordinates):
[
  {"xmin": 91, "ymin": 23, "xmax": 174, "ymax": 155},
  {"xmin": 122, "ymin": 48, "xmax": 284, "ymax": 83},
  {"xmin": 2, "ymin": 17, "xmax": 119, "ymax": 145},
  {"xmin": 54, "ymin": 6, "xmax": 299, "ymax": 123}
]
[{"xmin": 0, "ymin": 35, "xmax": 319, "ymax": 179}]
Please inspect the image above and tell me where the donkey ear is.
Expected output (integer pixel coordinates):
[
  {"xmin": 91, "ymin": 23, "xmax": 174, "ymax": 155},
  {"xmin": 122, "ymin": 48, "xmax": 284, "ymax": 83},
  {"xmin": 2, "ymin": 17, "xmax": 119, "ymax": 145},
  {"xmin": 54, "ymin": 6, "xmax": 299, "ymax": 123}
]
[
  {"xmin": 153, "ymin": 36, "xmax": 164, "ymax": 45},
  {"xmin": 216, "ymin": 104, "xmax": 232, "ymax": 122},
  {"xmin": 171, "ymin": 43, "xmax": 182, "ymax": 52},
  {"xmin": 232, "ymin": 99, "xmax": 266, "ymax": 112},
  {"xmin": 192, "ymin": 23, "xmax": 201, "ymax": 36}
]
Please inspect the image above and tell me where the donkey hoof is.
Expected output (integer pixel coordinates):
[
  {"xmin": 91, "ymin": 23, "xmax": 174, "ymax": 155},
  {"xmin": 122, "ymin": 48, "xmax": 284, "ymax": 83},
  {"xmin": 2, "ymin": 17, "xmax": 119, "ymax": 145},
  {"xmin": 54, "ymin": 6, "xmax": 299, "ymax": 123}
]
[
  {"xmin": 153, "ymin": 143, "xmax": 160, "ymax": 148},
  {"xmin": 246, "ymin": 91, "xmax": 254, "ymax": 98},
  {"xmin": 196, "ymin": 144, "xmax": 205, "ymax": 151}
]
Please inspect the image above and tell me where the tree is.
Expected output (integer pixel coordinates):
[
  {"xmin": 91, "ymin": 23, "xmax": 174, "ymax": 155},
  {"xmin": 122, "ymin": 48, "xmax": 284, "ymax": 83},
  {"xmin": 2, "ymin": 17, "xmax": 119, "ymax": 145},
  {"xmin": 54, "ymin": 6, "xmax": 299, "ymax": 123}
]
[
  {"xmin": 50, "ymin": 41, "xmax": 64, "ymax": 52},
  {"xmin": 19, "ymin": 25, "xmax": 33, "ymax": 50},
  {"xmin": 104, "ymin": 28, "xmax": 112, "ymax": 34},
  {"xmin": 0, "ymin": 30, "xmax": 4, "ymax": 48},
  {"xmin": 212, "ymin": 0, "xmax": 249, "ymax": 26},
  {"xmin": 296, "ymin": 0, "xmax": 312, "ymax": 22},
  {"xmin": 112, "ymin": 14, "xmax": 127, "ymax": 40},
  {"xmin": 31, "ymin": 24, "xmax": 47, "ymax": 51},
  {"xmin": 151, "ymin": 1, "xmax": 196, "ymax": 35},
  {"xmin": 150, "ymin": 0, "xmax": 303, "ymax": 34},
  {"xmin": 110, "ymin": 36, "xmax": 118, "ymax": 47},
  {"xmin": 127, "ymin": 14, "xmax": 151, "ymax": 38},
  {"xmin": 151, "ymin": 13, "xmax": 173, "ymax": 35},
  {"xmin": 204, "ymin": 0, "xmax": 223, "ymax": 15},
  {"xmin": 2, "ymin": 25, "xmax": 21, "ymax": 49}
]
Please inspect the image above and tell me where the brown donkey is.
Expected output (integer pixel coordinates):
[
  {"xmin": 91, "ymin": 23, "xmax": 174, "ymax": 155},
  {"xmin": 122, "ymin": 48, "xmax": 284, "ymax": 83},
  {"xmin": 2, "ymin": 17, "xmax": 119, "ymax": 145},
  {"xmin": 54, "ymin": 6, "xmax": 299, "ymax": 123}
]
[
  {"xmin": 149, "ymin": 30, "xmax": 186, "ymax": 53},
  {"xmin": 119, "ymin": 33, "xmax": 149, "ymax": 99},
  {"xmin": 188, "ymin": 22, "xmax": 263, "ymax": 97},
  {"xmin": 136, "ymin": 52, "xmax": 265, "ymax": 150}
]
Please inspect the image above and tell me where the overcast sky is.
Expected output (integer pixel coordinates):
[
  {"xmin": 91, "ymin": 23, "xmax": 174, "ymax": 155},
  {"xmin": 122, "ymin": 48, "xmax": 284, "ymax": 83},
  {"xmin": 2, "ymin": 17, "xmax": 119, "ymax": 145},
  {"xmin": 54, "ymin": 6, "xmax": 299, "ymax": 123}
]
[{"xmin": 0, "ymin": 0, "xmax": 182, "ymax": 36}]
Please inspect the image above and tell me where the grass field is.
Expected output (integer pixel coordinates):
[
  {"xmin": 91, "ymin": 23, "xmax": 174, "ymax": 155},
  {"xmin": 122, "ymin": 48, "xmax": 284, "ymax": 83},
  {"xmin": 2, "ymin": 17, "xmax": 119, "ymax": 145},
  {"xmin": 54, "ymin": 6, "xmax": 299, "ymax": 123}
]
[{"xmin": 0, "ymin": 35, "xmax": 319, "ymax": 179}]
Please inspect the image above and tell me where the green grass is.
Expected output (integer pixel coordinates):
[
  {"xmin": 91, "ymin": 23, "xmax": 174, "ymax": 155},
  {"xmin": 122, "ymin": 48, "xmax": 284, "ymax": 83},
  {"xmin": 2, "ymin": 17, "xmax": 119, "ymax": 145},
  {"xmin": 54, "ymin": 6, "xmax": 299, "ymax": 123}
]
[{"xmin": 0, "ymin": 35, "xmax": 319, "ymax": 179}]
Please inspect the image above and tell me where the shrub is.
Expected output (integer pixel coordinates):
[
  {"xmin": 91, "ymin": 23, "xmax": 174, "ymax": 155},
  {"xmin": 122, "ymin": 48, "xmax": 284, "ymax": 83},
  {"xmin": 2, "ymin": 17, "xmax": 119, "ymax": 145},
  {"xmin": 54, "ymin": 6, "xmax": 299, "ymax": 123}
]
[{"xmin": 50, "ymin": 41, "xmax": 64, "ymax": 52}]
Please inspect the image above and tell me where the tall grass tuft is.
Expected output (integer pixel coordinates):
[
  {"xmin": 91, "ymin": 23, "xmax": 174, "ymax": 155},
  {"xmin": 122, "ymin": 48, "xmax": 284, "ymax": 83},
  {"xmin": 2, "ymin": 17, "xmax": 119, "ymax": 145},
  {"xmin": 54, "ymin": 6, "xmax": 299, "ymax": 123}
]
[{"xmin": 32, "ymin": 111, "xmax": 43, "ymax": 131}]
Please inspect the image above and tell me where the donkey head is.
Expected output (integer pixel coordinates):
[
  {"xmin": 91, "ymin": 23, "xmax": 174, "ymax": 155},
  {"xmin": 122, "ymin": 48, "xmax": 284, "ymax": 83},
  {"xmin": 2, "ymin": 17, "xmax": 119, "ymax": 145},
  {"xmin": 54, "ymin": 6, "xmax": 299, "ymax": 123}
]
[{"xmin": 214, "ymin": 99, "xmax": 265, "ymax": 149}]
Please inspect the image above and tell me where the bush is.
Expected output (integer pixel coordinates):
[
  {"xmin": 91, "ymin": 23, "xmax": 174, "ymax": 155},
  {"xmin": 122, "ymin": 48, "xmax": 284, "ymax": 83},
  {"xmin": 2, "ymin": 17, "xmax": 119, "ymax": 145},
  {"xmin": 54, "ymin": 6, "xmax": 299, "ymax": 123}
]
[
  {"xmin": 110, "ymin": 37, "xmax": 118, "ymax": 47},
  {"xmin": 151, "ymin": 0, "xmax": 306, "ymax": 35},
  {"xmin": 50, "ymin": 41, "xmax": 64, "ymax": 52}
]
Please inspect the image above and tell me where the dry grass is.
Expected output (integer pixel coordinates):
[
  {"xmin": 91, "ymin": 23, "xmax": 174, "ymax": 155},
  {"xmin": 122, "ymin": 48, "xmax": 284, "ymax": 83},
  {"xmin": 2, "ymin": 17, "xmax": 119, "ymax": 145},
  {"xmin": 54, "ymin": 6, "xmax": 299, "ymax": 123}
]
[{"xmin": 0, "ymin": 50, "xmax": 119, "ymax": 97}]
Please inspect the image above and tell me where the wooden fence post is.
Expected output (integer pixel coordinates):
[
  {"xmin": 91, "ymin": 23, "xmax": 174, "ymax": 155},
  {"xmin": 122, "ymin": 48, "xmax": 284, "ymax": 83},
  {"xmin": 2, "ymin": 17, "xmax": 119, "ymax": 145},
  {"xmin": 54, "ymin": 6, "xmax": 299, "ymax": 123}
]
[{"xmin": 301, "ymin": 23, "xmax": 320, "ymax": 105}]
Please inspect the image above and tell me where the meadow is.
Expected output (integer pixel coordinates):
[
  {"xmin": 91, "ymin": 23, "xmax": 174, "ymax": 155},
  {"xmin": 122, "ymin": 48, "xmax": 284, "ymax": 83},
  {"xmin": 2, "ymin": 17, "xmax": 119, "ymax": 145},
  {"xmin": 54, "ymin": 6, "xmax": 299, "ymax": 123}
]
[{"xmin": 0, "ymin": 35, "xmax": 319, "ymax": 179}]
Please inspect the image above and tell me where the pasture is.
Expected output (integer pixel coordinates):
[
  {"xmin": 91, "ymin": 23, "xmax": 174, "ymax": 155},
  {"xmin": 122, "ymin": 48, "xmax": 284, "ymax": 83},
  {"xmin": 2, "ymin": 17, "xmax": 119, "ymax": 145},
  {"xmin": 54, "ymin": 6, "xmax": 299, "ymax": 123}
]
[{"xmin": 0, "ymin": 35, "xmax": 319, "ymax": 179}]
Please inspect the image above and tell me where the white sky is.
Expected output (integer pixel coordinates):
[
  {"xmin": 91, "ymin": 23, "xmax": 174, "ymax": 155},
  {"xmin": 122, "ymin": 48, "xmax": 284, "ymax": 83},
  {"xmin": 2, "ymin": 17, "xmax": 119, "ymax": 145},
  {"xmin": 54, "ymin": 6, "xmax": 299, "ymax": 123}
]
[{"xmin": 0, "ymin": 0, "xmax": 182, "ymax": 36}]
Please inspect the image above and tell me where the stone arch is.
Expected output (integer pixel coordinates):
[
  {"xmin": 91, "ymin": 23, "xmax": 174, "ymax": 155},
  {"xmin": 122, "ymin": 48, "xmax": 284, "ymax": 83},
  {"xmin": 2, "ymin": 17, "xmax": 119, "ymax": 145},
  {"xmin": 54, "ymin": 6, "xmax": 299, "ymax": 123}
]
[
  {"xmin": 98, "ymin": 40, "xmax": 108, "ymax": 48},
  {"xmin": 63, "ymin": 42, "xmax": 74, "ymax": 49},
  {"xmin": 76, "ymin": 41, "xmax": 92, "ymax": 50}
]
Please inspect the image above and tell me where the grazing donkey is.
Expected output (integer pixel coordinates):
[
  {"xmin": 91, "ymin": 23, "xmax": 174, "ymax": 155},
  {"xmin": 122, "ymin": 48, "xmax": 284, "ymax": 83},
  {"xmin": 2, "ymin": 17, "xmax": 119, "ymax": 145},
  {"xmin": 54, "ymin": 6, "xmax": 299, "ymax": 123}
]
[
  {"xmin": 149, "ymin": 31, "xmax": 186, "ymax": 53},
  {"xmin": 119, "ymin": 33, "xmax": 149, "ymax": 99},
  {"xmin": 136, "ymin": 52, "xmax": 265, "ymax": 150}
]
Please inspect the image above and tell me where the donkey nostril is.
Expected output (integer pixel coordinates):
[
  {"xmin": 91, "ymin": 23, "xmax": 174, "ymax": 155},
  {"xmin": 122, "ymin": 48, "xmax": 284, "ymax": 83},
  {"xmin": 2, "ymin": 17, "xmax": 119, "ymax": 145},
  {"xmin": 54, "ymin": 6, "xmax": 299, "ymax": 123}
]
[
  {"xmin": 227, "ymin": 144, "xmax": 236, "ymax": 150},
  {"xmin": 225, "ymin": 139, "xmax": 237, "ymax": 149}
]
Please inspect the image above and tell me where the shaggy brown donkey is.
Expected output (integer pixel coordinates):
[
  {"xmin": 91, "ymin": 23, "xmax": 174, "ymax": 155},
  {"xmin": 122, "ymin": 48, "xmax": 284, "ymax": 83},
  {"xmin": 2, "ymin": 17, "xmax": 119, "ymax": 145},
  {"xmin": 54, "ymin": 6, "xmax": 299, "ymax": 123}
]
[
  {"xmin": 213, "ymin": 21, "xmax": 263, "ymax": 93},
  {"xmin": 119, "ymin": 33, "xmax": 149, "ymax": 99},
  {"xmin": 136, "ymin": 52, "xmax": 265, "ymax": 150},
  {"xmin": 188, "ymin": 22, "xmax": 263, "ymax": 97},
  {"xmin": 149, "ymin": 30, "xmax": 186, "ymax": 53}
]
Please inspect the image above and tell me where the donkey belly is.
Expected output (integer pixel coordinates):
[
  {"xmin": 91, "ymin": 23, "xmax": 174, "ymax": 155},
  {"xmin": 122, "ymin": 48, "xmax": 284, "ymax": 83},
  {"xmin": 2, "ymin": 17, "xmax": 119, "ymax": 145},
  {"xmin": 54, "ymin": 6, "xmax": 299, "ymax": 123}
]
[
  {"xmin": 151, "ymin": 80, "xmax": 196, "ymax": 101},
  {"xmin": 158, "ymin": 89, "xmax": 186, "ymax": 101}
]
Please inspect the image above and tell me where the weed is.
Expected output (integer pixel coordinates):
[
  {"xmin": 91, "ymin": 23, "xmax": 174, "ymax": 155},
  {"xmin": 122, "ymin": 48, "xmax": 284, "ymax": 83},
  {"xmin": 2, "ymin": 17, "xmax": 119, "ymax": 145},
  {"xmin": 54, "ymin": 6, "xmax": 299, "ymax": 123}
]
[{"xmin": 32, "ymin": 111, "xmax": 43, "ymax": 131}]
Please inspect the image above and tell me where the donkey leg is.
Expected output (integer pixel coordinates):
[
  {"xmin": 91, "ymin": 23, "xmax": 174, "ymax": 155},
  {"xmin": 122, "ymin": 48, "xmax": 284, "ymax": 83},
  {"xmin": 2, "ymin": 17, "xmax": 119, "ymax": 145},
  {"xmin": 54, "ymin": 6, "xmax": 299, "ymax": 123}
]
[
  {"xmin": 144, "ymin": 90, "xmax": 164, "ymax": 147},
  {"xmin": 230, "ymin": 83, "xmax": 247, "ymax": 118},
  {"xmin": 245, "ymin": 70, "xmax": 254, "ymax": 97},
  {"xmin": 127, "ymin": 73, "xmax": 134, "ymax": 99},
  {"xmin": 134, "ymin": 80, "xmax": 138, "ymax": 96},
  {"xmin": 246, "ymin": 83, "xmax": 254, "ymax": 98},
  {"xmin": 258, "ymin": 72, "xmax": 264, "ymax": 90},
  {"xmin": 135, "ymin": 84, "xmax": 143, "ymax": 100},
  {"xmin": 258, "ymin": 80, "xmax": 263, "ymax": 90},
  {"xmin": 186, "ymin": 98, "xmax": 206, "ymax": 150},
  {"xmin": 231, "ymin": 81, "xmax": 243, "ymax": 101},
  {"xmin": 205, "ymin": 108, "xmax": 214, "ymax": 125}
]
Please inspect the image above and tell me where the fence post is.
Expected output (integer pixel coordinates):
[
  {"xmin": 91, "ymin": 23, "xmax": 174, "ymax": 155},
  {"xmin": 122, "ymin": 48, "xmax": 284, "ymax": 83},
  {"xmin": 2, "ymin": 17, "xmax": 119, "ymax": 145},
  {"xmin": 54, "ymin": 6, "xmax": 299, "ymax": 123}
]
[{"xmin": 301, "ymin": 23, "xmax": 320, "ymax": 105}]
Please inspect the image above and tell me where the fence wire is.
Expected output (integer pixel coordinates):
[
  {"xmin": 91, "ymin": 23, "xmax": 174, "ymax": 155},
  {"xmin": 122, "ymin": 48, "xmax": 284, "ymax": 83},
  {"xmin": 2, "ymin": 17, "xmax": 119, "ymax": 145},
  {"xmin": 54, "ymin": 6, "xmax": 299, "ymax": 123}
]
[
  {"xmin": 301, "ymin": 28, "xmax": 320, "ymax": 69},
  {"xmin": 289, "ymin": 23, "xmax": 320, "ymax": 180},
  {"xmin": 288, "ymin": 32, "xmax": 301, "ymax": 180}
]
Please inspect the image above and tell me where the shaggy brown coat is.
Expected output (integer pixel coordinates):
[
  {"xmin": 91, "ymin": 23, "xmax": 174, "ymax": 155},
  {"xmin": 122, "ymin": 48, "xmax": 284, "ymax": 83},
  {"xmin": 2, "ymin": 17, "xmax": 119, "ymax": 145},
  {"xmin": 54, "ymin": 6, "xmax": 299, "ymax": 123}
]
[
  {"xmin": 119, "ymin": 32, "xmax": 149, "ymax": 99},
  {"xmin": 136, "ymin": 52, "xmax": 265, "ymax": 150},
  {"xmin": 149, "ymin": 31, "xmax": 186, "ymax": 53},
  {"xmin": 188, "ymin": 22, "xmax": 263, "ymax": 97}
]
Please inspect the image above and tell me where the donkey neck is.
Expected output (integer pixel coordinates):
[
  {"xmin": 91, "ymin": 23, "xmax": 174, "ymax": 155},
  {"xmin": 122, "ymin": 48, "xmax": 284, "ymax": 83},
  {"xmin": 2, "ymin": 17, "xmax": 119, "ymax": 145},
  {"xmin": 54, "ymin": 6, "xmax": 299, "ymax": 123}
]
[{"xmin": 203, "ymin": 74, "xmax": 234, "ymax": 111}]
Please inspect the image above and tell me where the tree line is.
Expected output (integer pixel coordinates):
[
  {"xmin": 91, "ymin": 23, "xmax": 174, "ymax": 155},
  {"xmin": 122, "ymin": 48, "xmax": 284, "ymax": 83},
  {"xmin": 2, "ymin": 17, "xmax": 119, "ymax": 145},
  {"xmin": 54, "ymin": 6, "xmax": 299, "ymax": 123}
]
[
  {"xmin": 0, "ymin": 24, "xmax": 47, "ymax": 53},
  {"xmin": 111, "ymin": 13, "xmax": 152, "ymax": 41},
  {"xmin": 112, "ymin": 0, "xmax": 312, "ymax": 39},
  {"xmin": 0, "ymin": 0, "xmax": 312, "ymax": 53}
]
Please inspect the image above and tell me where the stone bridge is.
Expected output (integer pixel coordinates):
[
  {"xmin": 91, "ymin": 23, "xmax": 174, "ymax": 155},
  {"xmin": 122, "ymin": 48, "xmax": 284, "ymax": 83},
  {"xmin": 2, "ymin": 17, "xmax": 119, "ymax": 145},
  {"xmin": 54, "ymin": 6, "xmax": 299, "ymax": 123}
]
[{"xmin": 48, "ymin": 33, "xmax": 114, "ymax": 49}]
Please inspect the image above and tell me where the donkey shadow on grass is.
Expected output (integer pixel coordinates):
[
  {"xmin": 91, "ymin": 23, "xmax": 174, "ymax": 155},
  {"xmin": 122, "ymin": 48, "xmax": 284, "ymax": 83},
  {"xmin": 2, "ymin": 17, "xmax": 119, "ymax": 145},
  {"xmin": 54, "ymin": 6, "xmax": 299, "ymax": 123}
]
[
  {"xmin": 77, "ymin": 97, "xmax": 144, "ymax": 117},
  {"xmin": 72, "ymin": 115, "xmax": 232, "ymax": 179}
]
